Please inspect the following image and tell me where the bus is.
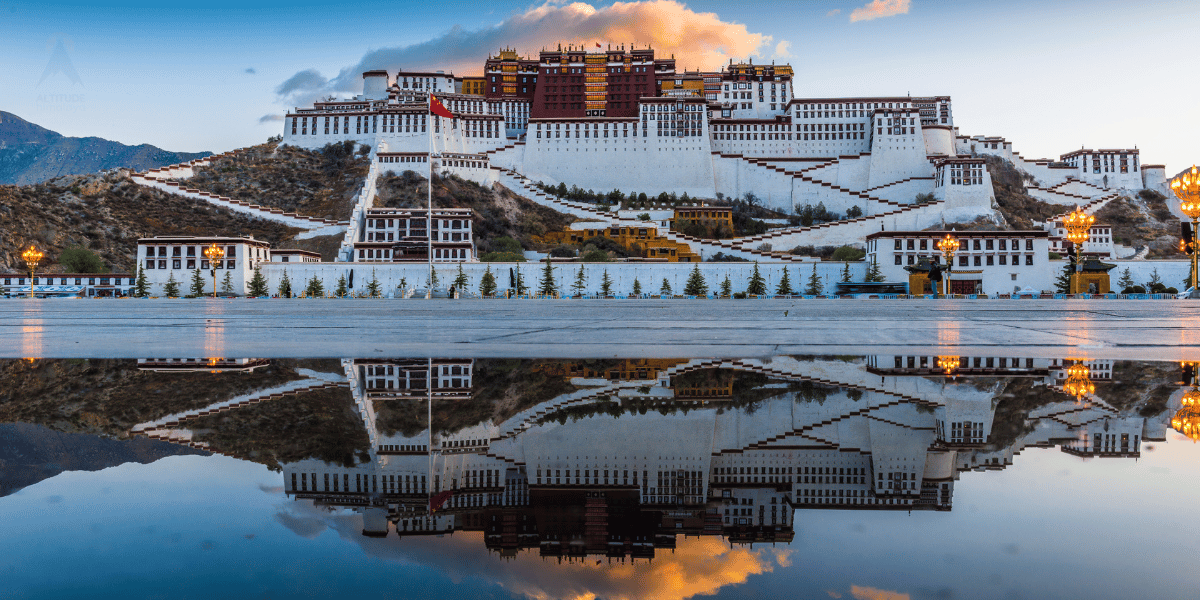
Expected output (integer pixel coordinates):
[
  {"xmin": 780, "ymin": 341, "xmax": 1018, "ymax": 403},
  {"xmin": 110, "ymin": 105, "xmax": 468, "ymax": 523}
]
[{"xmin": 834, "ymin": 282, "xmax": 909, "ymax": 297}]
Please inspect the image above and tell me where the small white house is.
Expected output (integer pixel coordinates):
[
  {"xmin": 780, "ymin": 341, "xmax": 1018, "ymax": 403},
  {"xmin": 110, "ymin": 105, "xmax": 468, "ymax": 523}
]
[
  {"xmin": 865, "ymin": 230, "xmax": 1053, "ymax": 295},
  {"xmin": 137, "ymin": 236, "xmax": 272, "ymax": 296}
]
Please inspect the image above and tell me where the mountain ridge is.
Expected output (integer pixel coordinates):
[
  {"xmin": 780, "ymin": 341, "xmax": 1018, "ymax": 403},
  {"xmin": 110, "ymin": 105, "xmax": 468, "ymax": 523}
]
[{"xmin": 0, "ymin": 111, "xmax": 211, "ymax": 185}]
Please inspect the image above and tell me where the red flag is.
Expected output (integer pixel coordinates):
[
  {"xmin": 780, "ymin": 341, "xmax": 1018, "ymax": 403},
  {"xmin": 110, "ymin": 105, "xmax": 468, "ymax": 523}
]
[
  {"xmin": 429, "ymin": 94, "xmax": 454, "ymax": 119},
  {"xmin": 429, "ymin": 489, "xmax": 454, "ymax": 512},
  {"xmin": 595, "ymin": 43, "xmax": 602, "ymax": 49}
]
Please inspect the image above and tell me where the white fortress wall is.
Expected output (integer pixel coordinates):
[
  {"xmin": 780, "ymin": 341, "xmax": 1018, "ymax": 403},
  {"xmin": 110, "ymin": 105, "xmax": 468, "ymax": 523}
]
[
  {"xmin": 739, "ymin": 202, "xmax": 950, "ymax": 250},
  {"xmin": 867, "ymin": 117, "xmax": 935, "ymax": 189},
  {"xmin": 922, "ymin": 126, "xmax": 955, "ymax": 157},
  {"xmin": 258, "ymin": 260, "xmax": 869, "ymax": 297},
  {"xmin": 865, "ymin": 178, "xmax": 935, "ymax": 204}
]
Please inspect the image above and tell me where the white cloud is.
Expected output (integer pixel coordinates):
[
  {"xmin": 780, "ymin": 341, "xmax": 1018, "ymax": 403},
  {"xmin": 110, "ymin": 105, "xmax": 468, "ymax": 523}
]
[
  {"xmin": 774, "ymin": 40, "xmax": 792, "ymax": 59},
  {"xmin": 849, "ymin": 0, "xmax": 911, "ymax": 23},
  {"xmin": 257, "ymin": 114, "xmax": 284, "ymax": 123},
  {"xmin": 849, "ymin": 585, "xmax": 911, "ymax": 600},
  {"xmin": 826, "ymin": 9, "xmax": 842, "ymax": 17},
  {"xmin": 274, "ymin": 1, "xmax": 772, "ymax": 107}
]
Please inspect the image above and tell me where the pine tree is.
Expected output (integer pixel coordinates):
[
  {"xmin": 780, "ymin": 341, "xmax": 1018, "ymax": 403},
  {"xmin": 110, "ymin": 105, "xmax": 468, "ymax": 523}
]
[
  {"xmin": 720, "ymin": 275, "xmax": 732, "ymax": 298},
  {"xmin": 515, "ymin": 266, "xmax": 528, "ymax": 295},
  {"xmin": 428, "ymin": 266, "xmax": 439, "ymax": 288},
  {"xmin": 864, "ymin": 258, "xmax": 884, "ymax": 283},
  {"xmin": 365, "ymin": 269, "xmax": 380, "ymax": 297},
  {"xmin": 632, "ymin": 278, "xmax": 643, "ymax": 296},
  {"xmin": 538, "ymin": 257, "xmax": 557, "ymax": 297},
  {"xmin": 163, "ymin": 273, "xmax": 180, "ymax": 297},
  {"xmin": 571, "ymin": 266, "xmax": 587, "ymax": 296},
  {"xmin": 775, "ymin": 266, "xmax": 793, "ymax": 295},
  {"xmin": 221, "ymin": 271, "xmax": 234, "ymax": 295},
  {"xmin": 398, "ymin": 277, "xmax": 408, "ymax": 296},
  {"xmin": 660, "ymin": 278, "xmax": 673, "ymax": 295},
  {"xmin": 804, "ymin": 264, "xmax": 823, "ymax": 295},
  {"xmin": 453, "ymin": 263, "xmax": 469, "ymax": 291},
  {"xmin": 746, "ymin": 261, "xmax": 767, "ymax": 296},
  {"xmin": 189, "ymin": 267, "xmax": 206, "ymax": 297},
  {"xmin": 684, "ymin": 264, "xmax": 708, "ymax": 296},
  {"xmin": 480, "ymin": 265, "xmax": 497, "ymax": 297},
  {"xmin": 1054, "ymin": 261, "xmax": 1073, "ymax": 293},
  {"xmin": 306, "ymin": 275, "xmax": 325, "ymax": 298},
  {"xmin": 335, "ymin": 274, "xmax": 348, "ymax": 297},
  {"xmin": 840, "ymin": 261, "xmax": 852, "ymax": 283},
  {"xmin": 600, "ymin": 270, "xmax": 613, "ymax": 296},
  {"xmin": 133, "ymin": 266, "xmax": 149, "ymax": 297},
  {"xmin": 247, "ymin": 266, "xmax": 269, "ymax": 297},
  {"xmin": 1117, "ymin": 267, "xmax": 1135, "ymax": 291},
  {"xmin": 1148, "ymin": 267, "xmax": 1163, "ymax": 290},
  {"xmin": 278, "ymin": 270, "xmax": 293, "ymax": 298}
]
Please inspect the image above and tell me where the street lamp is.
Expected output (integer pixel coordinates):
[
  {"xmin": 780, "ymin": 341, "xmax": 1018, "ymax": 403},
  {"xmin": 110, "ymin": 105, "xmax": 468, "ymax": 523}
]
[
  {"xmin": 936, "ymin": 355, "xmax": 960, "ymax": 378},
  {"xmin": 21, "ymin": 246, "xmax": 43, "ymax": 299},
  {"xmin": 1063, "ymin": 361, "xmax": 1094, "ymax": 403},
  {"xmin": 935, "ymin": 232, "xmax": 959, "ymax": 297},
  {"xmin": 203, "ymin": 243, "xmax": 225, "ymax": 299},
  {"xmin": 1171, "ymin": 387, "xmax": 1200, "ymax": 443},
  {"xmin": 1062, "ymin": 206, "xmax": 1094, "ymax": 276},
  {"xmin": 1171, "ymin": 166, "xmax": 1200, "ymax": 292}
]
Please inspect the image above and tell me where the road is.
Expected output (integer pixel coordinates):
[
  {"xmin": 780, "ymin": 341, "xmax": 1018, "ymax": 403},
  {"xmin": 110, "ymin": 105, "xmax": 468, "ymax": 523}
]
[{"xmin": 2, "ymin": 298, "xmax": 1199, "ymax": 360}]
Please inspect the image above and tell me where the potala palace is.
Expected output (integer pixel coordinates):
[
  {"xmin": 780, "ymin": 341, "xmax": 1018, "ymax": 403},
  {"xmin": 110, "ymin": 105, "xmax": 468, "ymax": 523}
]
[{"xmin": 112, "ymin": 45, "xmax": 1185, "ymax": 298}]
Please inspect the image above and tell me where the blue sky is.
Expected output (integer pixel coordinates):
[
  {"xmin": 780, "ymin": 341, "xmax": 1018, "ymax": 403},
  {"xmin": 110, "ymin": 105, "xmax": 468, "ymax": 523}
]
[{"xmin": 2, "ymin": 0, "xmax": 1197, "ymax": 173}]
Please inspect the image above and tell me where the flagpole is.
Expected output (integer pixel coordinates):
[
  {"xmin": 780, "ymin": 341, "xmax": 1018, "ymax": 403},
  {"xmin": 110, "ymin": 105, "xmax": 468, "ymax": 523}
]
[{"xmin": 427, "ymin": 93, "xmax": 434, "ymax": 294}]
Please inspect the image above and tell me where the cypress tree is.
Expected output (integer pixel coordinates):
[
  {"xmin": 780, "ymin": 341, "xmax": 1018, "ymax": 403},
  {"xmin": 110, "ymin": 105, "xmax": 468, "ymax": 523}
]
[
  {"xmin": 660, "ymin": 278, "xmax": 673, "ymax": 295},
  {"xmin": 1055, "ymin": 261, "xmax": 1073, "ymax": 293},
  {"xmin": 538, "ymin": 257, "xmax": 557, "ymax": 296},
  {"xmin": 453, "ymin": 264, "xmax": 468, "ymax": 290},
  {"xmin": 720, "ymin": 275, "xmax": 732, "ymax": 298},
  {"xmin": 515, "ymin": 266, "xmax": 527, "ymax": 295},
  {"xmin": 840, "ymin": 261, "xmax": 852, "ymax": 283},
  {"xmin": 163, "ymin": 273, "xmax": 180, "ymax": 297},
  {"xmin": 220, "ymin": 271, "xmax": 234, "ymax": 295},
  {"xmin": 480, "ymin": 265, "xmax": 497, "ymax": 297},
  {"xmin": 189, "ymin": 267, "xmax": 206, "ymax": 297},
  {"xmin": 571, "ymin": 266, "xmax": 587, "ymax": 296},
  {"xmin": 775, "ymin": 266, "xmax": 793, "ymax": 295},
  {"xmin": 278, "ymin": 270, "xmax": 293, "ymax": 298},
  {"xmin": 746, "ymin": 261, "xmax": 767, "ymax": 296},
  {"xmin": 366, "ymin": 269, "xmax": 381, "ymax": 297},
  {"xmin": 306, "ymin": 275, "xmax": 325, "ymax": 298},
  {"xmin": 600, "ymin": 269, "xmax": 613, "ymax": 296},
  {"xmin": 864, "ymin": 257, "xmax": 884, "ymax": 283},
  {"xmin": 247, "ymin": 266, "xmax": 269, "ymax": 297},
  {"xmin": 133, "ymin": 266, "xmax": 149, "ymax": 297},
  {"xmin": 804, "ymin": 264, "xmax": 823, "ymax": 295},
  {"xmin": 335, "ymin": 274, "xmax": 348, "ymax": 297},
  {"xmin": 632, "ymin": 278, "xmax": 643, "ymax": 296},
  {"xmin": 428, "ymin": 266, "xmax": 439, "ymax": 288},
  {"xmin": 1117, "ymin": 267, "xmax": 1135, "ymax": 291},
  {"xmin": 684, "ymin": 264, "xmax": 708, "ymax": 296}
]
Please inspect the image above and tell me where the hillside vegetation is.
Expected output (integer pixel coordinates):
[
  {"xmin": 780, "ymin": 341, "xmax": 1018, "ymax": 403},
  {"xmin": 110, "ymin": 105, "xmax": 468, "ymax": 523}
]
[
  {"xmin": 0, "ymin": 172, "xmax": 303, "ymax": 272},
  {"xmin": 179, "ymin": 140, "xmax": 370, "ymax": 222},
  {"xmin": 1094, "ymin": 191, "xmax": 1182, "ymax": 258},
  {"xmin": 375, "ymin": 171, "xmax": 574, "ymax": 254}
]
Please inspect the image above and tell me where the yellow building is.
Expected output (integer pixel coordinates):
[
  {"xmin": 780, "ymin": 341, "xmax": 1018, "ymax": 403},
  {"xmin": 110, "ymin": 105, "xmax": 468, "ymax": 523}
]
[
  {"xmin": 460, "ymin": 76, "xmax": 486, "ymax": 96},
  {"xmin": 533, "ymin": 359, "xmax": 684, "ymax": 381},
  {"xmin": 670, "ymin": 206, "xmax": 733, "ymax": 231},
  {"xmin": 534, "ymin": 225, "xmax": 701, "ymax": 262},
  {"xmin": 660, "ymin": 73, "xmax": 706, "ymax": 98}
]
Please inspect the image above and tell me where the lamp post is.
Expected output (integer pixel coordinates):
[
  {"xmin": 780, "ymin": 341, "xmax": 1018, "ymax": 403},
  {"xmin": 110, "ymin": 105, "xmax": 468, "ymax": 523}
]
[
  {"xmin": 935, "ymin": 232, "xmax": 958, "ymax": 297},
  {"xmin": 203, "ymin": 243, "xmax": 225, "ymax": 299},
  {"xmin": 936, "ymin": 355, "xmax": 960, "ymax": 379},
  {"xmin": 21, "ymin": 246, "xmax": 43, "ymax": 299},
  {"xmin": 1062, "ymin": 206, "xmax": 1094, "ymax": 293},
  {"xmin": 1062, "ymin": 360, "xmax": 1094, "ymax": 403},
  {"xmin": 1171, "ymin": 166, "xmax": 1200, "ymax": 292}
]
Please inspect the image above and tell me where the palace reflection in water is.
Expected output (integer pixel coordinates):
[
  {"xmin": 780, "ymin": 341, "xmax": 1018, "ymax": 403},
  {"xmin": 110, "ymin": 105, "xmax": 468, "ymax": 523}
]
[{"xmin": 121, "ymin": 354, "xmax": 1187, "ymax": 563}]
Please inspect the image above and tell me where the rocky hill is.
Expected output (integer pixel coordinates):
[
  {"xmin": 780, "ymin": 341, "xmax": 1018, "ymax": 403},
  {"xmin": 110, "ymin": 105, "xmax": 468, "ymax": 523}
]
[
  {"xmin": 177, "ymin": 140, "xmax": 370, "ymax": 222},
  {"xmin": 0, "ymin": 111, "xmax": 209, "ymax": 185},
  {"xmin": 0, "ymin": 171, "xmax": 305, "ymax": 272}
]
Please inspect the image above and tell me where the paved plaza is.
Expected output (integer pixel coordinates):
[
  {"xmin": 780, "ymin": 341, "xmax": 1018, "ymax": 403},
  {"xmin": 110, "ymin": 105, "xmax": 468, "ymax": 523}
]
[{"xmin": 3, "ymin": 298, "xmax": 1200, "ymax": 360}]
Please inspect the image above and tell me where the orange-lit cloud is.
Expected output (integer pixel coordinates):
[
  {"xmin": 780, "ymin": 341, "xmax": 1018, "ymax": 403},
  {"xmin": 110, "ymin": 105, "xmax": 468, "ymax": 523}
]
[
  {"xmin": 276, "ymin": 1, "xmax": 781, "ymax": 106},
  {"xmin": 849, "ymin": 585, "xmax": 911, "ymax": 600},
  {"xmin": 849, "ymin": 0, "xmax": 911, "ymax": 23}
]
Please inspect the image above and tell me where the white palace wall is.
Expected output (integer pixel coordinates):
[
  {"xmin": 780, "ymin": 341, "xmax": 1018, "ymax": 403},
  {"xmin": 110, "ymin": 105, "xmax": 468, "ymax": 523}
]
[{"xmin": 259, "ymin": 260, "xmax": 867, "ymax": 297}]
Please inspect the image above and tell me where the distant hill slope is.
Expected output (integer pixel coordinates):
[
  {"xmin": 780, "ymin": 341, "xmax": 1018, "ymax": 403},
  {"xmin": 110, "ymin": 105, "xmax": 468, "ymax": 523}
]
[
  {"xmin": 0, "ymin": 172, "xmax": 306, "ymax": 272},
  {"xmin": 0, "ymin": 111, "xmax": 210, "ymax": 185}
]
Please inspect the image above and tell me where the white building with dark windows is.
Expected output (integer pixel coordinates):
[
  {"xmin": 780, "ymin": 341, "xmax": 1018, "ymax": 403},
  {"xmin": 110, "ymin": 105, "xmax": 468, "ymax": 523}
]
[
  {"xmin": 270, "ymin": 249, "xmax": 321, "ymax": 264},
  {"xmin": 354, "ymin": 207, "xmax": 474, "ymax": 263},
  {"xmin": 866, "ymin": 230, "xmax": 1052, "ymax": 295},
  {"xmin": 137, "ymin": 236, "xmax": 272, "ymax": 296}
]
